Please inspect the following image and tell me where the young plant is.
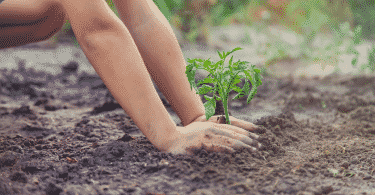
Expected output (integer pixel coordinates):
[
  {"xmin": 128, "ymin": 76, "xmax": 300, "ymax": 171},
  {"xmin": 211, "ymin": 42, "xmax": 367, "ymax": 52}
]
[{"xmin": 185, "ymin": 47, "xmax": 263, "ymax": 125}]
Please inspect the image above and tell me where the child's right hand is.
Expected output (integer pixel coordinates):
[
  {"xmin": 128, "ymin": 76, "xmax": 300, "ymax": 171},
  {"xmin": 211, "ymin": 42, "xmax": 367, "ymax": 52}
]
[{"xmin": 164, "ymin": 121, "xmax": 262, "ymax": 156}]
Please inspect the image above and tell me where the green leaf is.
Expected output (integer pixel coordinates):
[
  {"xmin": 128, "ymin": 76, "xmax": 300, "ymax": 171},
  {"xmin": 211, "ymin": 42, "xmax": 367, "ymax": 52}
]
[
  {"xmin": 203, "ymin": 60, "xmax": 212, "ymax": 71},
  {"xmin": 229, "ymin": 55, "xmax": 234, "ymax": 66},
  {"xmin": 203, "ymin": 95, "xmax": 212, "ymax": 101},
  {"xmin": 207, "ymin": 59, "xmax": 216, "ymax": 70},
  {"xmin": 232, "ymin": 80, "xmax": 250, "ymax": 100},
  {"xmin": 185, "ymin": 47, "xmax": 263, "ymax": 114},
  {"xmin": 226, "ymin": 47, "xmax": 243, "ymax": 57},
  {"xmin": 231, "ymin": 86, "xmax": 243, "ymax": 93},
  {"xmin": 242, "ymin": 67, "xmax": 262, "ymax": 104},
  {"xmin": 232, "ymin": 47, "xmax": 243, "ymax": 53},
  {"xmin": 253, "ymin": 71, "xmax": 263, "ymax": 86},
  {"xmin": 216, "ymin": 85, "xmax": 226, "ymax": 99},
  {"xmin": 238, "ymin": 61, "xmax": 250, "ymax": 70},
  {"xmin": 232, "ymin": 93, "xmax": 243, "ymax": 100},
  {"xmin": 215, "ymin": 96, "xmax": 222, "ymax": 101},
  {"xmin": 231, "ymin": 77, "xmax": 242, "ymax": 87},
  {"xmin": 242, "ymin": 80, "xmax": 251, "ymax": 95},
  {"xmin": 247, "ymin": 86, "xmax": 257, "ymax": 104},
  {"xmin": 197, "ymin": 84, "xmax": 213, "ymax": 95},
  {"xmin": 243, "ymin": 70, "xmax": 252, "ymax": 82},
  {"xmin": 247, "ymin": 73, "xmax": 260, "ymax": 104},
  {"xmin": 185, "ymin": 65, "xmax": 198, "ymax": 91},
  {"xmin": 185, "ymin": 64, "xmax": 193, "ymax": 72},
  {"xmin": 221, "ymin": 51, "xmax": 226, "ymax": 59},
  {"xmin": 203, "ymin": 97, "xmax": 216, "ymax": 120},
  {"xmin": 232, "ymin": 60, "xmax": 239, "ymax": 68},
  {"xmin": 197, "ymin": 77, "xmax": 215, "ymax": 86},
  {"xmin": 214, "ymin": 61, "xmax": 221, "ymax": 70},
  {"xmin": 194, "ymin": 61, "xmax": 200, "ymax": 69},
  {"xmin": 217, "ymin": 50, "xmax": 223, "ymax": 59}
]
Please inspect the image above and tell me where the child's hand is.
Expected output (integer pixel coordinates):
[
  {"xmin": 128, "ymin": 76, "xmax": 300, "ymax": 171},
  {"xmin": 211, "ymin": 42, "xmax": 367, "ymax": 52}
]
[
  {"xmin": 191, "ymin": 115, "xmax": 260, "ymax": 133},
  {"xmin": 164, "ymin": 120, "xmax": 262, "ymax": 156}
]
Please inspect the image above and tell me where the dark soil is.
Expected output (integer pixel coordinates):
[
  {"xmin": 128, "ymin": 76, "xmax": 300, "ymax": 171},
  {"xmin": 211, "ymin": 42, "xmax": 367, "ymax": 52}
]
[{"xmin": 1, "ymin": 45, "xmax": 375, "ymax": 195}]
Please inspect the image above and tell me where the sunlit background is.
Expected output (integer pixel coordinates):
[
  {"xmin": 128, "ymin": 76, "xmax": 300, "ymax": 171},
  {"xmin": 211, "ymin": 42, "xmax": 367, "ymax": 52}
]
[{"xmin": 50, "ymin": 0, "xmax": 375, "ymax": 76}]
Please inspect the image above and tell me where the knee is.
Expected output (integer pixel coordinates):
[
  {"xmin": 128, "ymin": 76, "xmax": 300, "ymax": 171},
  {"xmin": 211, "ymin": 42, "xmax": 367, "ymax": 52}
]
[{"xmin": 33, "ymin": 2, "xmax": 68, "ymax": 41}]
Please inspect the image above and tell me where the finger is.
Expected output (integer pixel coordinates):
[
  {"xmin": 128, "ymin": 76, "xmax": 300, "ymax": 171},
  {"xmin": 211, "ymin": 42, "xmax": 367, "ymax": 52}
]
[
  {"xmin": 238, "ymin": 134, "xmax": 262, "ymax": 149},
  {"xmin": 203, "ymin": 143, "xmax": 235, "ymax": 154},
  {"xmin": 212, "ymin": 123, "xmax": 260, "ymax": 141},
  {"xmin": 215, "ymin": 136, "xmax": 257, "ymax": 152},
  {"xmin": 228, "ymin": 116, "xmax": 260, "ymax": 132},
  {"xmin": 229, "ymin": 123, "xmax": 260, "ymax": 141},
  {"xmin": 232, "ymin": 138, "xmax": 257, "ymax": 152},
  {"xmin": 209, "ymin": 132, "xmax": 261, "ymax": 149},
  {"xmin": 218, "ymin": 117, "xmax": 262, "ymax": 140},
  {"xmin": 248, "ymin": 131, "xmax": 261, "ymax": 141}
]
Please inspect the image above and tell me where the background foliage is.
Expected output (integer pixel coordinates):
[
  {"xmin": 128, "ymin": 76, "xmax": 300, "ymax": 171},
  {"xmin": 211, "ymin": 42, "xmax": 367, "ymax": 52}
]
[
  {"xmin": 58, "ymin": 0, "xmax": 375, "ymax": 72},
  {"xmin": 60, "ymin": 0, "xmax": 374, "ymax": 43}
]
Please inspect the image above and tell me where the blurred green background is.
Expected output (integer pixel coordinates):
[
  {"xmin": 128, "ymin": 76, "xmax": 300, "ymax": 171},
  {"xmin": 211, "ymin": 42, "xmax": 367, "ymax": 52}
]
[
  {"xmin": 57, "ymin": 0, "xmax": 375, "ymax": 73},
  {"xmin": 60, "ymin": 0, "xmax": 375, "ymax": 42}
]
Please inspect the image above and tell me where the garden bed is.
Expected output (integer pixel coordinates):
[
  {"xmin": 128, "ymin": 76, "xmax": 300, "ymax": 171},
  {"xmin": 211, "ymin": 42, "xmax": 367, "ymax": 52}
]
[{"xmin": 0, "ymin": 42, "xmax": 375, "ymax": 195}]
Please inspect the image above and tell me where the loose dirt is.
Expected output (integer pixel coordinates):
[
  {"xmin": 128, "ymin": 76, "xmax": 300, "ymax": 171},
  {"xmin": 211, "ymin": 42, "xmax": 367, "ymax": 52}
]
[{"xmin": 1, "ymin": 44, "xmax": 375, "ymax": 195}]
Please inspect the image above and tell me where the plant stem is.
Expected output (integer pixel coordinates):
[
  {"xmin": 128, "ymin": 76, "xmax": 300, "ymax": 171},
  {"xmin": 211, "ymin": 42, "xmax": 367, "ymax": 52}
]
[
  {"xmin": 222, "ymin": 97, "xmax": 231, "ymax": 125},
  {"xmin": 214, "ymin": 90, "xmax": 232, "ymax": 123}
]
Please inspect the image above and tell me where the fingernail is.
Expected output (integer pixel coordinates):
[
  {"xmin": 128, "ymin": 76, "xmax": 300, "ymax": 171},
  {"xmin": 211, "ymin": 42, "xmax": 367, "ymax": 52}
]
[
  {"xmin": 251, "ymin": 134, "xmax": 259, "ymax": 139},
  {"xmin": 252, "ymin": 146, "xmax": 257, "ymax": 152}
]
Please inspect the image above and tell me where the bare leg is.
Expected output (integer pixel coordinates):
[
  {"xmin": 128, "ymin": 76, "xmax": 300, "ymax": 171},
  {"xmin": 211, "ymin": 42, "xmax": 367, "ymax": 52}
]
[{"xmin": 0, "ymin": 0, "xmax": 68, "ymax": 49}]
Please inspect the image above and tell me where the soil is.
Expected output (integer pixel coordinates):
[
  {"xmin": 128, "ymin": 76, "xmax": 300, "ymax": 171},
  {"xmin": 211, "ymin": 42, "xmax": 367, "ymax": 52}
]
[{"xmin": 1, "ymin": 42, "xmax": 375, "ymax": 195}]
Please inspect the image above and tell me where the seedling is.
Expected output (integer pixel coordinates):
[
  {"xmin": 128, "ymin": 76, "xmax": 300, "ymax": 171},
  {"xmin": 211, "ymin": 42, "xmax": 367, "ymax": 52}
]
[{"xmin": 185, "ymin": 47, "xmax": 263, "ymax": 124}]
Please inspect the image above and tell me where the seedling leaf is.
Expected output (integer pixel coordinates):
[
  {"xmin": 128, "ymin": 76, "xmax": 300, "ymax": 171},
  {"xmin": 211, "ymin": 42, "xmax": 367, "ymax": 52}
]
[
  {"xmin": 185, "ymin": 47, "xmax": 263, "ymax": 124},
  {"xmin": 217, "ymin": 50, "xmax": 223, "ymax": 59},
  {"xmin": 197, "ymin": 84, "xmax": 213, "ymax": 95},
  {"xmin": 197, "ymin": 77, "xmax": 215, "ymax": 86},
  {"xmin": 229, "ymin": 55, "xmax": 234, "ymax": 67},
  {"xmin": 203, "ymin": 96, "xmax": 216, "ymax": 120}
]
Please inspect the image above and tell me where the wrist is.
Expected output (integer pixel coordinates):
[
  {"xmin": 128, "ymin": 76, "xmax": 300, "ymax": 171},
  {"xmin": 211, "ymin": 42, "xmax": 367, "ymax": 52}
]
[
  {"xmin": 150, "ymin": 123, "xmax": 180, "ymax": 152},
  {"xmin": 142, "ymin": 112, "xmax": 179, "ymax": 152},
  {"xmin": 184, "ymin": 113, "xmax": 205, "ymax": 127}
]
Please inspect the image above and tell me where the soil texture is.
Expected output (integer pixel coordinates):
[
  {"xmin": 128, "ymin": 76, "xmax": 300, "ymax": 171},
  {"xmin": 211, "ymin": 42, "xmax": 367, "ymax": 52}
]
[{"xmin": 1, "ymin": 46, "xmax": 375, "ymax": 195}]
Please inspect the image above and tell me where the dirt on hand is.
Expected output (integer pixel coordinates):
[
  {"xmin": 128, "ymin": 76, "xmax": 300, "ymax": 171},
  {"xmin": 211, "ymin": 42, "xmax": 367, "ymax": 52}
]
[{"xmin": 1, "ymin": 48, "xmax": 375, "ymax": 195}]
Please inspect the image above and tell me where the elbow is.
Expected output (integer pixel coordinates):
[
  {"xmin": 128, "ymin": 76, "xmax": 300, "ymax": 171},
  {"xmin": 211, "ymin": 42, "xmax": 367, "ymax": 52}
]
[
  {"xmin": 76, "ymin": 18, "xmax": 127, "ymax": 51},
  {"xmin": 79, "ymin": 30, "xmax": 125, "ymax": 52}
]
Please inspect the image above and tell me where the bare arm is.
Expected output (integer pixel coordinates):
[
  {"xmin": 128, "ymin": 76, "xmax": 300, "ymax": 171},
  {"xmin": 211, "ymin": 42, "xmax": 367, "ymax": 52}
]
[
  {"xmin": 60, "ymin": 0, "xmax": 178, "ymax": 151},
  {"xmin": 59, "ymin": 0, "xmax": 262, "ymax": 155},
  {"xmin": 112, "ymin": 0, "xmax": 206, "ymax": 126}
]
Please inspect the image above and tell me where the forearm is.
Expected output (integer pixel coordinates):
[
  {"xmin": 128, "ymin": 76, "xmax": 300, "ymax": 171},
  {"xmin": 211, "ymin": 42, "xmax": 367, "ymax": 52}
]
[
  {"xmin": 114, "ymin": 0, "xmax": 206, "ymax": 126},
  {"xmin": 80, "ymin": 30, "xmax": 177, "ymax": 151}
]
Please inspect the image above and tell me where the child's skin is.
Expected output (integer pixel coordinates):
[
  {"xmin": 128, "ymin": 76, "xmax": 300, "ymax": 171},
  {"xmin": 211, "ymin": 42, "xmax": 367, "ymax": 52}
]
[{"xmin": 0, "ymin": 0, "xmax": 262, "ymax": 155}]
